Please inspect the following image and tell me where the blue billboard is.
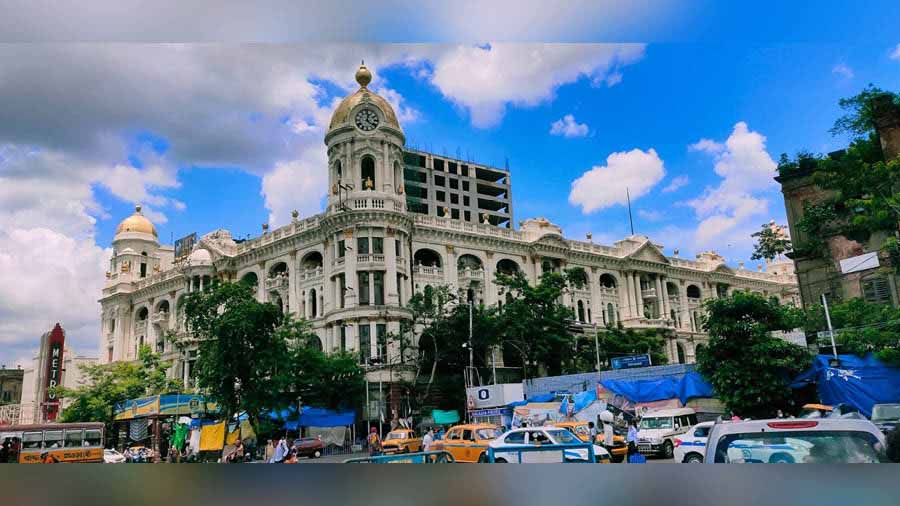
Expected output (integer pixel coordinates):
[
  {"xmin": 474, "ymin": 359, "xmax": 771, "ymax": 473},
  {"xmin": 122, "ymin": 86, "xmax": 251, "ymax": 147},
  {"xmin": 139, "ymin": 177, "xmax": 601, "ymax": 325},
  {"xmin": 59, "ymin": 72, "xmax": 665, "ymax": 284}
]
[{"xmin": 611, "ymin": 354, "xmax": 651, "ymax": 370}]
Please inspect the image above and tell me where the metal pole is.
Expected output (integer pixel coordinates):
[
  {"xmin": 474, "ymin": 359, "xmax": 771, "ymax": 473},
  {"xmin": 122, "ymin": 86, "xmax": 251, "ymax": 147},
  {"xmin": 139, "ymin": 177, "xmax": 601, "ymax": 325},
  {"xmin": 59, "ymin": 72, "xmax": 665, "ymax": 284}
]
[
  {"xmin": 365, "ymin": 361, "xmax": 370, "ymax": 434},
  {"xmin": 593, "ymin": 326, "xmax": 601, "ymax": 372},
  {"xmin": 492, "ymin": 346, "xmax": 497, "ymax": 385},
  {"xmin": 378, "ymin": 377, "xmax": 383, "ymax": 437},
  {"xmin": 822, "ymin": 294, "xmax": 838, "ymax": 360},
  {"xmin": 469, "ymin": 300, "xmax": 474, "ymax": 381}
]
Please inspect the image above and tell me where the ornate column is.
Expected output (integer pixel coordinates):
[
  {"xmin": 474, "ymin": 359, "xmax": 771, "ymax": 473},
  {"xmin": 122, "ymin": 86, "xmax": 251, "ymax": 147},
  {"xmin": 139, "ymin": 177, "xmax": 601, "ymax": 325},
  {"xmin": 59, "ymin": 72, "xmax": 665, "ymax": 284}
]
[
  {"xmin": 633, "ymin": 273, "xmax": 644, "ymax": 319},
  {"xmin": 623, "ymin": 271, "xmax": 635, "ymax": 319},
  {"xmin": 344, "ymin": 229, "xmax": 358, "ymax": 307},
  {"xmin": 323, "ymin": 238, "xmax": 334, "ymax": 313},
  {"xmin": 287, "ymin": 251, "xmax": 298, "ymax": 316},
  {"xmin": 257, "ymin": 261, "xmax": 266, "ymax": 302},
  {"xmin": 385, "ymin": 229, "xmax": 399, "ymax": 305},
  {"xmin": 660, "ymin": 276, "xmax": 672, "ymax": 321},
  {"xmin": 588, "ymin": 267, "xmax": 600, "ymax": 325},
  {"xmin": 654, "ymin": 275, "xmax": 664, "ymax": 319},
  {"xmin": 445, "ymin": 245, "xmax": 458, "ymax": 292},
  {"xmin": 483, "ymin": 252, "xmax": 495, "ymax": 306},
  {"xmin": 679, "ymin": 281, "xmax": 691, "ymax": 331}
]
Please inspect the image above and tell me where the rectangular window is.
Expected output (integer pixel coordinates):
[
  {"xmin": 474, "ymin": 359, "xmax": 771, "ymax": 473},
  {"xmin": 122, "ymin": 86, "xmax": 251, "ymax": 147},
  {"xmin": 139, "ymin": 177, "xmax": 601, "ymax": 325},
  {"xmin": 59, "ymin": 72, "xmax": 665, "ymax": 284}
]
[
  {"xmin": 108, "ymin": 347, "xmax": 113, "ymax": 362},
  {"xmin": 397, "ymin": 273, "xmax": 403, "ymax": 306},
  {"xmin": 435, "ymin": 175, "xmax": 445, "ymax": 187},
  {"xmin": 395, "ymin": 239, "xmax": 401, "ymax": 257},
  {"xmin": 434, "ymin": 159, "xmax": 444, "ymax": 171},
  {"xmin": 372, "ymin": 237, "xmax": 384, "ymax": 255},
  {"xmin": 338, "ymin": 240, "xmax": 346, "ymax": 258},
  {"xmin": 450, "ymin": 193, "xmax": 459, "ymax": 204},
  {"xmin": 340, "ymin": 325, "xmax": 347, "ymax": 352},
  {"xmin": 449, "ymin": 178, "xmax": 459, "ymax": 190},
  {"xmin": 376, "ymin": 324, "xmax": 388, "ymax": 361},
  {"xmin": 862, "ymin": 278, "xmax": 892, "ymax": 305},
  {"xmin": 451, "ymin": 208, "xmax": 460, "ymax": 220},
  {"xmin": 448, "ymin": 162, "xmax": 458, "ymax": 174},
  {"xmin": 44, "ymin": 430, "xmax": 63, "ymax": 449},
  {"xmin": 23, "ymin": 432, "xmax": 42, "ymax": 450},
  {"xmin": 464, "ymin": 211, "xmax": 471, "ymax": 222},
  {"xmin": 463, "ymin": 195, "xmax": 470, "ymax": 206},
  {"xmin": 140, "ymin": 263, "xmax": 147, "ymax": 278},
  {"xmin": 461, "ymin": 165, "xmax": 469, "ymax": 177},
  {"xmin": 436, "ymin": 190, "xmax": 446, "ymax": 201},
  {"xmin": 358, "ymin": 324, "xmax": 371, "ymax": 364},
  {"xmin": 339, "ymin": 274, "xmax": 346, "ymax": 308},
  {"xmin": 84, "ymin": 429, "xmax": 102, "ymax": 447},
  {"xmin": 358, "ymin": 272, "xmax": 370, "ymax": 305},
  {"xmin": 65, "ymin": 429, "xmax": 84, "ymax": 448},
  {"xmin": 357, "ymin": 237, "xmax": 370, "ymax": 255},
  {"xmin": 462, "ymin": 181, "xmax": 469, "ymax": 191},
  {"xmin": 374, "ymin": 272, "xmax": 385, "ymax": 305}
]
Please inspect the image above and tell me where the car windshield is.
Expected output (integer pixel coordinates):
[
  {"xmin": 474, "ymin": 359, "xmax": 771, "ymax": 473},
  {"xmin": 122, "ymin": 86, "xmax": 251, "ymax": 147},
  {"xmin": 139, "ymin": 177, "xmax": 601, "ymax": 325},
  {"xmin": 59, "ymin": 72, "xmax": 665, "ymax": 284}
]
[
  {"xmin": 386, "ymin": 432, "xmax": 408, "ymax": 440},
  {"xmin": 570, "ymin": 425, "xmax": 589, "ymax": 436},
  {"xmin": 871, "ymin": 405, "xmax": 900, "ymax": 421},
  {"xmin": 714, "ymin": 431, "xmax": 886, "ymax": 463},
  {"xmin": 547, "ymin": 430, "xmax": 578, "ymax": 444},
  {"xmin": 639, "ymin": 417, "xmax": 673, "ymax": 430},
  {"xmin": 475, "ymin": 428, "xmax": 502, "ymax": 440}
]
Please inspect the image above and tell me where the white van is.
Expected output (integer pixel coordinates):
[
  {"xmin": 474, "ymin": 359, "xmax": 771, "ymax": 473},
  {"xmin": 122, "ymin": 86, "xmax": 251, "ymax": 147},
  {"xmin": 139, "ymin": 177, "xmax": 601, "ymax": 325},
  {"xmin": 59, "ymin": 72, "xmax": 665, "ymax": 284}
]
[{"xmin": 636, "ymin": 408, "xmax": 698, "ymax": 458}]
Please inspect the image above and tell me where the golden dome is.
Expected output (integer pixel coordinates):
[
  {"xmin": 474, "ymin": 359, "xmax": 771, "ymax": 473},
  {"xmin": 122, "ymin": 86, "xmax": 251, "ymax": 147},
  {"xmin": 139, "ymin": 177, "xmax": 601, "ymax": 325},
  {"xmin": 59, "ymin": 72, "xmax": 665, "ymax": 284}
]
[
  {"xmin": 328, "ymin": 62, "xmax": 402, "ymax": 134},
  {"xmin": 115, "ymin": 204, "xmax": 157, "ymax": 238}
]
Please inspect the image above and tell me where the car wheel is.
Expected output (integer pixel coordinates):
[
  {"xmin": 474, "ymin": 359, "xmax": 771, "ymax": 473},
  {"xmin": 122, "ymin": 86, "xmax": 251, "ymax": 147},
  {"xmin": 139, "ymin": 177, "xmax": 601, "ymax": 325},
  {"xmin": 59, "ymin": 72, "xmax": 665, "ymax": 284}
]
[
  {"xmin": 684, "ymin": 453, "xmax": 703, "ymax": 464},
  {"xmin": 494, "ymin": 457, "xmax": 507, "ymax": 463},
  {"xmin": 769, "ymin": 453, "xmax": 794, "ymax": 464},
  {"xmin": 663, "ymin": 441, "xmax": 674, "ymax": 459},
  {"xmin": 313, "ymin": 450, "xmax": 322, "ymax": 459},
  {"xmin": 477, "ymin": 453, "xmax": 487, "ymax": 463}
]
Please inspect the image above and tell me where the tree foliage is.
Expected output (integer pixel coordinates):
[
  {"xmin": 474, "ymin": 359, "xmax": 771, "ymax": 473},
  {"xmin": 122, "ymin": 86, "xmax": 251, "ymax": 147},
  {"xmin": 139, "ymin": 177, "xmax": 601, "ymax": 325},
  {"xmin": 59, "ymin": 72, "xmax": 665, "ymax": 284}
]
[
  {"xmin": 751, "ymin": 221, "xmax": 793, "ymax": 261},
  {"xmin": 57, "ymin": 345, "xmax": 181, "ymax": 434},
  {"xmin": 571, "ymin": 327, "xmax": 669, "ymax": 372},
  {"xmin": 696, "ymin": 293, "xmax": 811, "ymax": 418},
  {"xmin": 803, "ymin": 298, "xmax": 900, "ymax": 366}
]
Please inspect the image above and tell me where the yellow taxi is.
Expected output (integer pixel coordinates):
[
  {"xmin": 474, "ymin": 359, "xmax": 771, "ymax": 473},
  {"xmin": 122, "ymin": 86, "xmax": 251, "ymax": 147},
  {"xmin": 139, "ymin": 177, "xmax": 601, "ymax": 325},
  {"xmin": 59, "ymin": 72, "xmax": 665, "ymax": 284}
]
[
  {"xmin": 430, "ymin": 423, "xmax": 504, "ymax": 463},
  {"xmin": 381, "ymin": 428, "xmax": 423, "ymax": 454},
  {"xmin": 553, "ymin": 421, "xmax": 627, "ymax": 463}
]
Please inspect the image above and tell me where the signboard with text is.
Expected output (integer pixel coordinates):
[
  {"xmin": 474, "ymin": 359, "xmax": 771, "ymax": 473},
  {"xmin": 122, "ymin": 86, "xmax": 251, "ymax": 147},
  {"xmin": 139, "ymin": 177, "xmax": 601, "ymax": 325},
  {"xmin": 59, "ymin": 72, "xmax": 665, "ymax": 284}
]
[
  {"xmin": 43, "ymin": 323, "xmax": 65, "ymax": 421},
  {"xmin": 611, "ymin": 354, "xmax": 651, "ymax": 370},
  {"xmin": 174, "ymin": 233, "xmax": 197, "ymax": 260}
]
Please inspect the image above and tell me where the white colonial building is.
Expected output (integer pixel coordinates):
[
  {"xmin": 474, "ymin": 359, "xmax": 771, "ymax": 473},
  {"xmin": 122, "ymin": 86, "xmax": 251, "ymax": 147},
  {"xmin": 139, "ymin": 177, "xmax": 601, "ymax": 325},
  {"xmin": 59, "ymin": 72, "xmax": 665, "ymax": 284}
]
[{"xmin": 99, "ymin": 64, "xmax": 799, "ymax": 395}]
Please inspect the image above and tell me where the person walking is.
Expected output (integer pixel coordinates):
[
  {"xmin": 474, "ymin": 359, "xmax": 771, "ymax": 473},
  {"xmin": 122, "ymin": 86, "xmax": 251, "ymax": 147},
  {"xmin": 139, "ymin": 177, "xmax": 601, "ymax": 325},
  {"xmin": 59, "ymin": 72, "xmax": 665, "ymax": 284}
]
[
  {"xmin": 270, "ymin": 434, "xmax": 289, "ymax": 463},
  {"xmin": 602, "ymin": 420, "xmax": 614, "ymax": 449},
  {"xmin": 367, "ymin": 427, "xmax": 382, "ymax": 457},
  {"xmin": 588, "ymin": 422, "xmax": 598, "ymax": 442},
  {"xmin": 422, "ymin": 429, "xmax": 434, "ymax": 453}
]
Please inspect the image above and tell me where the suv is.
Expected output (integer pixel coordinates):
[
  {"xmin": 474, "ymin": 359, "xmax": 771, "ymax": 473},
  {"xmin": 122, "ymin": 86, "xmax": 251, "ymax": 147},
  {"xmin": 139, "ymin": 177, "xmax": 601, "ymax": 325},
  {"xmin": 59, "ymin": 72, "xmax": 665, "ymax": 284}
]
[
  {"xmin": 636, "ymin": 408, "xmax": 698, "ymax": 458},
  {"xmin": 673, "ymin": 421, "xmax": 713, "ymax": 463},
  {"xmin": 870, "ymin": 404, "xmax": 900, "ymax": 434},
  {"xmin": 704, "ymin": 418, "xmax": 888, "ymax": 464}
]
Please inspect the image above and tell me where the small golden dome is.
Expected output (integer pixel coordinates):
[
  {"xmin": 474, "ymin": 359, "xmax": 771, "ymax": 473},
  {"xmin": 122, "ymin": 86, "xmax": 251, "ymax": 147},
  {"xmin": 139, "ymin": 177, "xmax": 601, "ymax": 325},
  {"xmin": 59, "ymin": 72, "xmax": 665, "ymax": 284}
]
[
  {"xmin": 115, "ymin": 204, "xmax": 157, "ymax": 238},
  {"xmin": 328, "ymin": 62, "xmax": 402, "ymax": 134}
]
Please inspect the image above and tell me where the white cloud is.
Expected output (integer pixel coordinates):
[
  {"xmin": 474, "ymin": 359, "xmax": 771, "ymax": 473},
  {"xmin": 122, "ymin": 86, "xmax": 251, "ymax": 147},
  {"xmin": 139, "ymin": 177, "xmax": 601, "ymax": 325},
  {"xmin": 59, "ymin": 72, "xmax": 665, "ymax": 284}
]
[
  {"xmin": 686, "ymin": 122, "xmax": 777, "ymax": 250},
  {"xmin": 550, "ymin": 114, "xmax": 589, "ymax": 138},
  {"xmin": 428, "ymin": 43, "xmax": 645, "ymax": 127},
  {"xmin": 891, "ymin": 44, "xmax": 900, "ymax": 60},
  {"xmin": 832, "ymin": 63, "xmax": 854, "ymax": 79},
  {"xmin": 260, "ymin": 148, "xmax": 329, "ymax": 227},
  {"xmin": 662, "ymin": 175, "xmax": 689, "ymax": 193},
  {"xmin": 637, "ymin": 209, "xmax": 664, "ymax": 222},
  {"xmin": 604, "ymin": 71, "xmax": 623, "ymax": 87},
  {"xmin": 689, "ymin": 138, "xmax": 724, "ymax": 154},
  {"xmin": 569, "ymin": 148, "xmax": 665, "ymax": 214}
]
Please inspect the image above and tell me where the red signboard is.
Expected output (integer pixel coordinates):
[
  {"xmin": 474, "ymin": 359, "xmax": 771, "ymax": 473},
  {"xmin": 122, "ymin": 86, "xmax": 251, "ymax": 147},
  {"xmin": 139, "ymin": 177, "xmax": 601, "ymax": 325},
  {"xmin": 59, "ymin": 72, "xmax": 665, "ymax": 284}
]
[{"xmin": 43, "ymin": 323, "xmax": 65, "ymax": 421}]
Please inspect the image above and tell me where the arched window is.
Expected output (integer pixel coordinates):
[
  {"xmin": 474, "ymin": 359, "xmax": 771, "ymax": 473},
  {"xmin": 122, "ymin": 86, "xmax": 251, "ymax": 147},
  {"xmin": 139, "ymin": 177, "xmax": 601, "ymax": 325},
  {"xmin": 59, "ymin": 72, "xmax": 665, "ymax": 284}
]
[
  {"xmin": 414, "ymin": 249, "xmax": 442, "ymax": 268},
  {"xmin": 335, "ymin": 160, "xmax": 342, "ymax": 181},
  {"xmin": 496, "ymin": 258, "xmax": 520, "ymax": 276},
  {"xmin": 587, "ymin": 308, "xmax": 592, "ymax": 323},
  {"xmin": 361, "ymin": 156, "xmax": 376, "ymax": 191},
  {"xmin": 686, "ymin": 284, "xmax": 701, "ymax": 299},
  {"xmin": 577, "ymin": 300, "xmax": 586, "ymax": 322},
  {"xmin": 607, "ymin": 303, "xmax": 616, "ymax": 326},
  {"xmin": 308, "ymin": 336, "xmax": 323, "ymax": 352},
  {"xmin": 695, "ymin": 343, "xmax": 706, "ymax": 359},
  {"xmin": 676, "ymin": 343, "xmax": 686, "ymax": 364},
  {"xmin": 240, "ymin": 272, "xmax": 259, "ymax": 289},
  {"xmin": 599, "ymin": 273, "xmax": 617, "ymax": 289}
]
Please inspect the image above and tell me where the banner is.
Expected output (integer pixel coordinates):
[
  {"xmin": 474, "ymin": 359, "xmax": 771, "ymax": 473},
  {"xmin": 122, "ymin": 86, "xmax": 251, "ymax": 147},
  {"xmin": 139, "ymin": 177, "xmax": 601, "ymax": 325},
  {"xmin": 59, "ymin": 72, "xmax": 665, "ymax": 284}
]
[{"xmin": 43, "ymin": 324, "xmax": 65, "ymax": 421}]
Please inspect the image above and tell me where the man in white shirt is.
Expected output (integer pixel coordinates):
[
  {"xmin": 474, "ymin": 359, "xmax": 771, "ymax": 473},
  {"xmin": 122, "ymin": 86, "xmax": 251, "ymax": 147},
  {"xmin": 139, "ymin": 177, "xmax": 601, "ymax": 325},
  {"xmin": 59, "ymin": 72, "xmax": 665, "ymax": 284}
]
[{"xmin": 422, "ymin": 429, "xmax": 434, "ymax": 452}]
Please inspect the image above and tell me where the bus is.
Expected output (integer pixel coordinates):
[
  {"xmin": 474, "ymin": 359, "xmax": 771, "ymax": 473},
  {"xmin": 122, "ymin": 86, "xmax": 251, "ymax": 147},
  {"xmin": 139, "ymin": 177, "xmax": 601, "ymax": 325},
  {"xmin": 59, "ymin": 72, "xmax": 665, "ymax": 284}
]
[{"xmin": 0, "ymin": 422, "xmax": 105, "ymax": 463}]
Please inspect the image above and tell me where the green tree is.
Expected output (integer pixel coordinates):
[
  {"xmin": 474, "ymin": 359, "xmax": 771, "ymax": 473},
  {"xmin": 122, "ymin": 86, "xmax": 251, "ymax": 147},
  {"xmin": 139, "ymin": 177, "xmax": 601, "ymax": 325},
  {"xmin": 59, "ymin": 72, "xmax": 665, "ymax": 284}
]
[
  {"xmin": 179, "ymin": 281, "xmax": 294, "ymax": 429},
  {"xmin": 751, "ymin": 221, "xmax": 793, "ymax": 261},
  {"xmin": 57, "ymin": 345, "xmax": 181, "ymax": 435},
  {"xmin": 572, "ymin": 327, "xmax": 669, "ymax": 372},
  {"xmin": 696, "ymin": 292, "xmax": 811, "ymax": 418},
  {"xmin": 494, "ymin": 269, "xmax": 584, "ymax": 376},
  {"xmin": 803, "ymin": 298, "xmax": 900, "ymax": 366}
]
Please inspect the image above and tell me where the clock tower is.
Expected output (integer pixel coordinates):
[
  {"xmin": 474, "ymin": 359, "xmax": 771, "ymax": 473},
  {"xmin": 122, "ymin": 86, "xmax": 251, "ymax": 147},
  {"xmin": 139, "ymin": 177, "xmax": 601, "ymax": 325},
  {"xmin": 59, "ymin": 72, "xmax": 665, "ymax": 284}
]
[{"xmin": 324, "ymin": 62, "xmax": 407, "ymax": 214}]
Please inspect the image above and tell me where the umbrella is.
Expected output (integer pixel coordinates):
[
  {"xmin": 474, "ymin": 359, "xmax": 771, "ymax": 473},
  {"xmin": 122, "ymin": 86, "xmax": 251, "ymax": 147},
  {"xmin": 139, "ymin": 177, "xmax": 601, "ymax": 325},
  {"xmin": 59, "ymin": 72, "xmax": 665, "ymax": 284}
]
[{"xmin": 599, "ymin": 410, "xmax": 614, "ymax": 423}]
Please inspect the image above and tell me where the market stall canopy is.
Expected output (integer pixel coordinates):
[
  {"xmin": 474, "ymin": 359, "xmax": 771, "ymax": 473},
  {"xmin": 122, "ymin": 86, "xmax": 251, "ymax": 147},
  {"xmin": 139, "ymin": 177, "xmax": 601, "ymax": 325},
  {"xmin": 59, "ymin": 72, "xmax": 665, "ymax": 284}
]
[
  {"xmin": 791, "ymin": 354, "xmax": 900, "ymax": 418},
  {"xmin": 599, "ymin": 372, "xmax": 715, "ymax": 406},
  {"xmin": 431, "ymin": 409, "xmax": 460, "ymax": 425},
  {"xmin": 114, "ymin": 394, "xmax": 219, "ymax": 421},
  {"xmin": 267, "ymin": 406, "xmax": 355, "ymax": 429},
  {"xmin": 506, "ymin": 393, "xmax": 556, "ymax": 407}
]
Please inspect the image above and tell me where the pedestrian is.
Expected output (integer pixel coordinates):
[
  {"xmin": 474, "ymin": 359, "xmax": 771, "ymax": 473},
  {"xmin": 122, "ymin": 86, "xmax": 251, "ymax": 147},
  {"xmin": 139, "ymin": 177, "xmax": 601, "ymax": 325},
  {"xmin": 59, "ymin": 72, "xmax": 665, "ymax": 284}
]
[
  {"xmin": 367, "ymin": 427, "xmax": 382, "ymax": 457},
  {"xmin": 588, "ymin": 422, "xmax": 598, "ymax": 442},
  {"xmin": 283, "ymin": 440, "xmax": 298, "ymax": 464},
  {"xmin": 227, "ymin": 440, "xmax": 244, "ymax": 463},
  {"xmin": 776, "ymin": 409, "xmax": 784, "ymax": 419},
  {"xmin": 270, "ymin": 434, "xmax": 289, "ymax": 463},
  {"xmin": 626, "ymin": 442, "xmax": 646, "ymax": 464},
  {"xmin": 422, "ymin": 428, "xmax": 434, "ymax": 453},
  {"xmin": 602, "ymin": 420, "xmax": 614, "ymax": 449},
  {"xmin": 264, "ymin": 438, "xmax": 275, "ymax": 463},
  {"xmin": 626, "ymin": 419, "xmax": 638, "ymax": 446},
  {"xmin": 0, "ymin": 438, "xmax": 10, "ymax": 463},
  {"xmin": 436, "ymin": 426, "xmax": 445, "ymax": 441},
  {"xmin": 730, "ymin": 411, "xmax": 740, "ymax": 421}
]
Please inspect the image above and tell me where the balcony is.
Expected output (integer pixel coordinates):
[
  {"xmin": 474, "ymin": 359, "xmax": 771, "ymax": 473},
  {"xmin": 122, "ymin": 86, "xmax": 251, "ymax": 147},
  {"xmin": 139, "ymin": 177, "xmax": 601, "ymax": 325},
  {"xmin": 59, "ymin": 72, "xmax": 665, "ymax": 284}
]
[
  {"xmin": 458, "ymin": 267, "xmax": 485, "ymax": 283},
  {"xmin": 413, "ymin": 265, "xmax": 444, "ymax": 278},
  {"xmin": 687, "ymin": 297, "xmax": 702, "ymax": 306},
  {"xmin": 334, "ymin": 256, "xmax": 346, "ymax": 267},
  {"xmin": 357, "ymin": 254, "xmax": 385, "ymax": 264},
  {"xmin": 624, "ymin": 316, "xmax": 675, "ymax": 329},
  {"xmin": 599, "ymin": 287, "xmax": 618, "ymax": 298},
  {"xmin": 301, "ymin": 267, "xmax": 324, "ymax": 281},
  {"xmin": 150, "ymin": 311, "xmax": 169, "ymax": 326},
  {"xmin": 641, "ymin": 288, "xmax": 657, "ymax": 299},
  {"xmin": 265, "ymin": 275, "xmax": 289, "ymax": 291}
]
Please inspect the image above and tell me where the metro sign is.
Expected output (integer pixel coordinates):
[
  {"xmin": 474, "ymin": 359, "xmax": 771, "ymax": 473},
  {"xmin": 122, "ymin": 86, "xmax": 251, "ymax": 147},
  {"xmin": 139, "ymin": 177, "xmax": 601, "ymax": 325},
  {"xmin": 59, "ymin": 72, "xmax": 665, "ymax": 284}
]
[{"xmin": 43, "ymin": 323, "xmax": 66, "ymax": 421}]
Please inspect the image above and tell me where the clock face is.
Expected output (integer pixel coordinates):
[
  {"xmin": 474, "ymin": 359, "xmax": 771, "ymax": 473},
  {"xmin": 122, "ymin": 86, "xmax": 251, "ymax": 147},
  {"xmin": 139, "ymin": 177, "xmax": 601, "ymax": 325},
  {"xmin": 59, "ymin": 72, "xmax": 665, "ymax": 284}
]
[{"xmin": 355, "ymin": 109, "xmax": 379, "ymax": 131}]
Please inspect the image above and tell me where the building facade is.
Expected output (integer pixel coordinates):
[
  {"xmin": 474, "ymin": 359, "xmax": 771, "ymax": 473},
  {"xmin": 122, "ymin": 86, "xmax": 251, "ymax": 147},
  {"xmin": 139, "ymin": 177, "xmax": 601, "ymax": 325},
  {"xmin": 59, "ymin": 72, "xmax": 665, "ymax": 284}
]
[
  {"xmin": 99, "ymin": 64, "xmax": 799, "ymax": 395},
  {"xmin": 0, "ymin": 367, "xmax": 24, "ymax": 406},
  {"xmin": 776, "ymin": 94, "xmax": 900, "ymax": 309}
]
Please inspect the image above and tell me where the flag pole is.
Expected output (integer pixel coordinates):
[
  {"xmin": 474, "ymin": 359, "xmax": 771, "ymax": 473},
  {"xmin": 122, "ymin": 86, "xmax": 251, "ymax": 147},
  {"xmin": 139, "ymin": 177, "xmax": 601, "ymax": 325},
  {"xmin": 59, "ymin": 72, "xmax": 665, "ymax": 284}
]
[{"xmin": 626, "ymin": 188, "xmax": 635, "ymax": 235}]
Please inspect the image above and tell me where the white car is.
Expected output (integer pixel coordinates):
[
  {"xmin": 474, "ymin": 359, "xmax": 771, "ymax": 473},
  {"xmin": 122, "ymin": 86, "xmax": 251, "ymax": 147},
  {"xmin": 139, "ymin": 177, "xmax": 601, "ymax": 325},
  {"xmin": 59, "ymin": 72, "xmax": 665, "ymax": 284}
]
[
  {"xmin": 704, "ymin": 418, "xmax": 888, "ymax": 464},
  {"xmin": 673, "ymin": 421, "xmax": 713, "ymax": 463},
  {"xmin": 488, "ymin": 427, "xmax": 611, "ymax": 463},
  {"xmin": 636, "ymin": 407, "xmax": 698, "ymax": 458},
  {"xmin": 103, "ymin": 448, "xmax": 127, "ymax": 464}
]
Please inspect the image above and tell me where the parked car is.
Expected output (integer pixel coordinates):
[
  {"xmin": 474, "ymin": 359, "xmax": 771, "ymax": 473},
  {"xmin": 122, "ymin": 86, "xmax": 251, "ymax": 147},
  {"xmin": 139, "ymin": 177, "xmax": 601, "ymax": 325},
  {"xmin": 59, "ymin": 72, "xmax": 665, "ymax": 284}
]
[
  {"xmin": 381, "ymin": 428, "xmax": 422, "ymax": 454},
  {"xmin": 103, "ymin": 448, "xmax": 126, "ymax": 464},
  {"xmin": 704, "ymin": 418, "xmax": 888, "ymax": 464},
  {"xmin": 293, "ymin": 437, "xmax": 325, "ymax": 459},
  {"xmin": 870, "ymin": 404, "xmax": 900, "ymax": 434},
  {"xmin": 489, "ymin": 427, "xmax": 611, "ymax": 463},
  {"xmin": 800, "ymin": 403, "xmax": 833, "ymax": 418},
  {"xmin": 430, "ymin": 424, "xmax": 504, "ymax": 463},
  {"xmin": 636, "ymin": 408, "xmax": 698, "ymax": 458},
  {"xmin": 673, "ymin": 421, "xmax": 714, "ymax": 463},
  {"xmin": 552, "ymin": 421, "xmax": 627, "ymax": 462}
]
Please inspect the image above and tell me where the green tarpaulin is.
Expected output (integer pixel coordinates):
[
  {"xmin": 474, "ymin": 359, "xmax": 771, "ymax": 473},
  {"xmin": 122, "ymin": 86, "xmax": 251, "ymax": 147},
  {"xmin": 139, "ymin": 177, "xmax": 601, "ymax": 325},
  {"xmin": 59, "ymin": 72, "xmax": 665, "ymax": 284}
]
[{"xmin": 431, "ymin": 409, "xmax": 460, "ymax": 425}]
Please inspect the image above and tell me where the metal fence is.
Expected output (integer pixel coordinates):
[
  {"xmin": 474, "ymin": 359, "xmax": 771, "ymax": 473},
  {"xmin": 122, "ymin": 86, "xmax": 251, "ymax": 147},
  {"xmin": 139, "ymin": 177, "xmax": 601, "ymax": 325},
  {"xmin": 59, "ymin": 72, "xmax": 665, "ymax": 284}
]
[
  {"xmin": 486, "ymin": 442, "xmax": 598, "ymax": 463},
  {"xmin": 344, "ymin": 451, "xmax": 455, "ymax": 464}
]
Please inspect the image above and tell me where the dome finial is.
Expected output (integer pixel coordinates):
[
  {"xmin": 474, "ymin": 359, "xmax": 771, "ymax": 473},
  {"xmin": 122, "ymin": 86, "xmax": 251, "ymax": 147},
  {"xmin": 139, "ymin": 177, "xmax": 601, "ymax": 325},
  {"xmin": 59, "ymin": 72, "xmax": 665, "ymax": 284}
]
[
  {"xmin": 355, "ymin": 61, "xmax": 372, "ymax": 88},
  {"xmin": 135, "ymin": 204, "xmax": 142, "ymax": 214}
]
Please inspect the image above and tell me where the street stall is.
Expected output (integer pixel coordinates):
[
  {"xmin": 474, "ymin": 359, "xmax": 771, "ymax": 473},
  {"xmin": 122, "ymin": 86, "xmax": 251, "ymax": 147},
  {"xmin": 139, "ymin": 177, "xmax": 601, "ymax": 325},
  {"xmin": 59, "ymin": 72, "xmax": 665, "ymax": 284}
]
[
  {"xmin": 791, "ymin": 354, "xmax": 900, "ymax": 418},
  {"xmin": 267, "ymin": 406, "xmax": 356, "ymax": 455},
  {"xmin": 596, "ymin": 372, "xmax": 723, "ymax": 421},
  {"xmin": 113, "ymin": 394, "xmax": 219, "ymax": 461}
]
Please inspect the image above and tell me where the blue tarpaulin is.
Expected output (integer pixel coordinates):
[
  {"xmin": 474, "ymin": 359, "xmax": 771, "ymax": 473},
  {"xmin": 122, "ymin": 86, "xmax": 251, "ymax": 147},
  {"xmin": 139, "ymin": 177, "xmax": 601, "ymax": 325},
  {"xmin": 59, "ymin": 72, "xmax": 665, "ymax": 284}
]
[
  {"xmin": 600, "ymin": 372, "xmax": 715, "ymax": 405},
  {"xmin": 560, "ymin": 390, "xmax": 598, "ymax": 414},
  {"xmin": 507, "ymin": 392, "xmax": 556, "ymax": 407},
  {"xmin": 266, "ymin": 406, "xmax": 356, "ymax": 428},
  {"xmin": 791, "ymin": 354, "xmax": 900, "ymax": 418}
]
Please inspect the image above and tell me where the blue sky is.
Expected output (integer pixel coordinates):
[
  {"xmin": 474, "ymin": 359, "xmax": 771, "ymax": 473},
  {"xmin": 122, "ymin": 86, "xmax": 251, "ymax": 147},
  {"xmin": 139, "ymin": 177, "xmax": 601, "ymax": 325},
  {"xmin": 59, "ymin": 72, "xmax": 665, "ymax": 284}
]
[{"xmin": 2, "ymin": 1, "xmax": 900, "ymax": 365}]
